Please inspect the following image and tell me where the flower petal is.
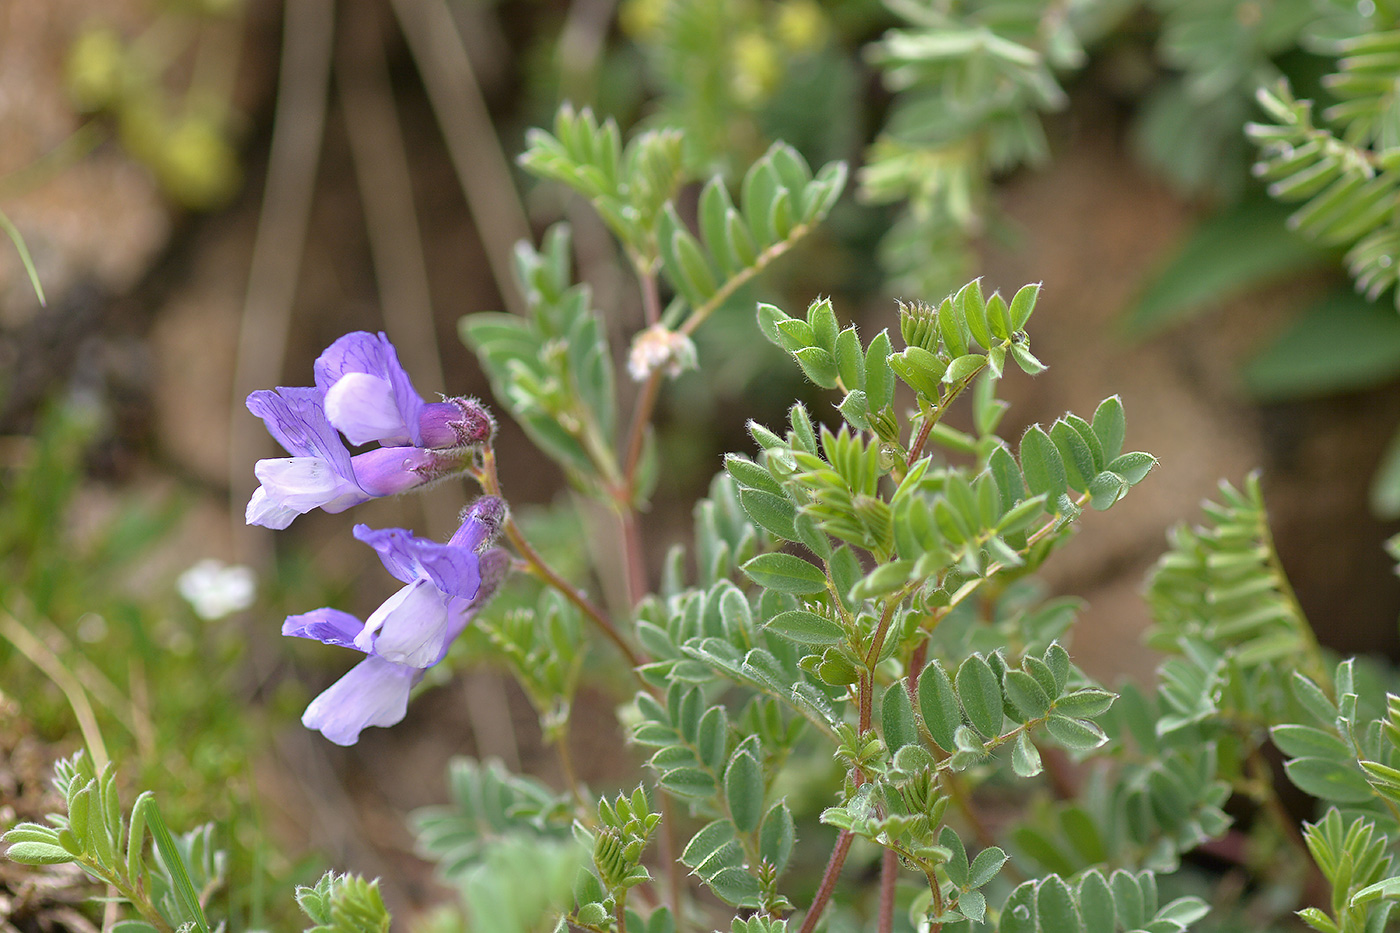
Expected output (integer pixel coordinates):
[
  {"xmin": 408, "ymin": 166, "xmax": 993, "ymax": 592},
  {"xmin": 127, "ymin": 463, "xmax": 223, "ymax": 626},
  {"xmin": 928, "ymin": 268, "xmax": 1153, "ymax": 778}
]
[
  {"xmin": 314, "ymin": 332, "xmax": 426, "ymax": 446},
  {"xmin": 354, "ymin": 578, "xmax": 452, "ymax": 667},
  {"xmin": 245, "ymin": 486, "xmax": 300, "ymax": 529},
  {"xmin": 351, "ymin": 524, "xmax": 481, "ymax": 597},
  {"xmin": 254, "ymin": 457, "xmax": 369, "ymax": 515},
  {"xmin": 301, "ymin": 656, "xmax": 420, "ymax": 746},
  {"xmin": 324, "ymin": 372, "xmax": 410, "ymax": 446},
  {"xmin": 283, "ymin": 607, "xmax": 366, "ymax": 650},
  {"xmin": 246, "ymin": 387, "xmax": 356, "ymax": 481}
]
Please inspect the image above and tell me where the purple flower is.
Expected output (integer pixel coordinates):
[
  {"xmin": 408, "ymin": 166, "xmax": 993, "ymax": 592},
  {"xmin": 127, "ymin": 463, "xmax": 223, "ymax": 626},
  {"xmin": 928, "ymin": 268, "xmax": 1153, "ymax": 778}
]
[
  {"xmin": 246, "ymin": 388, "xmax": 474, "ymax": 529},
  {"xmin": 315, "ymin": 332, "xmax": 493, "ymax": 449},
  {"xmin": 246, "ymin": 388, "xmax": 370, "ymax": 529},
  {"xmin": 282, "ymin": 499, "xmax": 510, "ymax": 745}
]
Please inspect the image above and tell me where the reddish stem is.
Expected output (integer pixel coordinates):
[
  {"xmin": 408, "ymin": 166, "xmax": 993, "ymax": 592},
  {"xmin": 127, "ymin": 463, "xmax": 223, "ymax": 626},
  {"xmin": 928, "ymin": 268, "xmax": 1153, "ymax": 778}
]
[
  {"xmin": 878, "ymin": 848, "xmax": 899, "ymax": 933},
  {"xmin": 797, "ymin": 830, "xmax": 855, "ymax": 933}
]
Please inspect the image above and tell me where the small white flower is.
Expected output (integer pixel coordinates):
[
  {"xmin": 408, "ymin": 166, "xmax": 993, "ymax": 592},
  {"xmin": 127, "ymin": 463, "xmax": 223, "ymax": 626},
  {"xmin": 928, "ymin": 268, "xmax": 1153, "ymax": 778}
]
[
  {"xmin": 627, "ymin": 325, "xmax": 697, "ymax": 381},
  {"xmin": 178, "ymin": 559, "xmax": 257, "ymax": 620}
]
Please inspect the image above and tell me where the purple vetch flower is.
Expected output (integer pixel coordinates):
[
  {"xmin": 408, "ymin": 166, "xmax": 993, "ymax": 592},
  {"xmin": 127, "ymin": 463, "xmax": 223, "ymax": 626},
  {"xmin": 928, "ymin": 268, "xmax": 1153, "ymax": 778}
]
[
  {"xmin": 350, "ymin": 496, "xmax": 507, "ymax": 666},
  {"xmin": 314, "ymin": 331, "xmax": 494, "ymax": 449},
  {"xmin": 246, "ymin": 388, "xmax": 475, "ymax": 529},
  {"xmin": 283, "ymin": 548, "xmax": 511, "ymax": 746},
  {"xmin": 280, "ymin": 498, "xmax": 510, "ymax": 745},
  {"xmin": 246, "ymin": 387, "xmax": 370, "ymax": 529}
]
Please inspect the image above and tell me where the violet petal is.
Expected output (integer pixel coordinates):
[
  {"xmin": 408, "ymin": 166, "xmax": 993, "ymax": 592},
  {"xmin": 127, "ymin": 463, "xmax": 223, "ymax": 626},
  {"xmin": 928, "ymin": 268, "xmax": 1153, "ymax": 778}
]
[{"xmin": 301, "ymin": 655, "xmax": 420, "ymax": 746}]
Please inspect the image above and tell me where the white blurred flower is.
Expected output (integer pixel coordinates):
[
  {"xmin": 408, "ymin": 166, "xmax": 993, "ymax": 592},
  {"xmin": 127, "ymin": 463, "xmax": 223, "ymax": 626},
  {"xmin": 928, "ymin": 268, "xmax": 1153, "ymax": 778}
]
[
  {"xmin": 178, "ymin": 559, "xmax": 256, "ymax": 620},
  {"xmin": 627, "ymin": 325, "xmax": 697, "ymax": 381}
]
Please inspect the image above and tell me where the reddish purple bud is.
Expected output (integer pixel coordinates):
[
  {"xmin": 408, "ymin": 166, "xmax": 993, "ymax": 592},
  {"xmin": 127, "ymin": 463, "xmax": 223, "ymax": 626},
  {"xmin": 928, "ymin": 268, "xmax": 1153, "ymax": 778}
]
[{"xmin": 418, "ymin": 396, "xmax": 496, "ymax": 449}]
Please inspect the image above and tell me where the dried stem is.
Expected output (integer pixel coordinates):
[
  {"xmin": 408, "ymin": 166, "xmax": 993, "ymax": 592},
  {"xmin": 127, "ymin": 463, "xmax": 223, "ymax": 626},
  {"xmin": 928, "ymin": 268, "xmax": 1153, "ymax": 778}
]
[
  {"xmin": 229, "ymin": 0, "xmax": 334, "ymax": 563},
  {"xmin": 389, "ymin": 0, "xmax": 531, "ymax": 318},
  {"xmin": 0, "ymin": 605, "xmax": 108, "ymax": 771}
]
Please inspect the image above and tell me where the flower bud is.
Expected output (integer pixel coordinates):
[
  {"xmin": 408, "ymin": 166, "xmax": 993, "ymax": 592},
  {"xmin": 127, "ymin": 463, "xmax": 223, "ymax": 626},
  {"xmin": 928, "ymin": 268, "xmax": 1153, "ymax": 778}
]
[
  {"xmin": 450, "ymin": 496, "xmax": 509, "ymax": 550},
  {"xmin": 350, "ymin": 446, "xmax": 471, "ymax": 496},
  {"xmin": 628, "ymin": 325, "xmax": 697, "ymax": 381},
  {"xmin": 419, "ymin": 396, "xmax": 495, "ymax": 449}
]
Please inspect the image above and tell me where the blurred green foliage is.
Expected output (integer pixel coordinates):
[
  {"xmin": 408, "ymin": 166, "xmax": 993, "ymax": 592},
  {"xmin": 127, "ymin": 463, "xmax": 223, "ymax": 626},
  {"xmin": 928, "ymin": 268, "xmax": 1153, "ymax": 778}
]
[{"xmin": 0, "ymin": 402, "xmax": 291, "ymax": 928}]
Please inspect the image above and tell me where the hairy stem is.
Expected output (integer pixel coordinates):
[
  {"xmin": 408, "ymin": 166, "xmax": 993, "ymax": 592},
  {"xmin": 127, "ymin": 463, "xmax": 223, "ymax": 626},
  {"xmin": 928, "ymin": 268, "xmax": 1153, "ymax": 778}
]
[
  {"xmin": 796, "ymin": 829, "xmax": 855, "ymax": 933},
  {"xmin": 656, "ymin": 791, "xmax": 685, "ymax": 933},
  {"xmin": 478, "ymin": 446, "xmax": 645, "ymax": 669},
  {"xmin": 679, "ymin": 223, "xmax": 814, "ymax": 338},
  {"xmin": 906, "ymin": 362, "xmax": 986, "ymax": 465},
  {"xmin": 622, "ymin": 373, "xmax": 662, "ymax": 493},
  {"xmin": 878, "ymin": 848, "xmax": 899, "ymax": 933},
  {"xmin": 615, "ymin": 892, "xmax": 629, "ymax": 933},
  {"xmin": 619, "ymin": 508, "xmax": 648, "ymax": 607}
]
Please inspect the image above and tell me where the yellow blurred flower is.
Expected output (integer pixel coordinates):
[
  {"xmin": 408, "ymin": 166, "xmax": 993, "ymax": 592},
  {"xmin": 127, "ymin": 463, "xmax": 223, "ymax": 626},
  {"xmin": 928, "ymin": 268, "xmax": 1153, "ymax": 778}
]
[{"xmin": 775, "ymin": 0, "xmax": 829, "ymax": 53}]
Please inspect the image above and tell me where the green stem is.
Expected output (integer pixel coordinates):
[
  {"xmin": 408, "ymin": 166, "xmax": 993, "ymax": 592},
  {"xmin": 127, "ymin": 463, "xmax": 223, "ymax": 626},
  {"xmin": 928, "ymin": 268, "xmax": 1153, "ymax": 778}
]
[
  {"xmin": 679, "ymin": 222, "xmax": 814, "ymax": 338},
  {"xmin": 83, "ymin": 859, "xmax": 175, "ymax": 933},
  {"xmin": 615, "ymin": 890, "xmax": 629, "ymax": 933},
  {"xmin": 906, "ymin": 360, "xmax": 987, "ymax": 465},
  {"xmin": 943, "ymin": 490, "xmax": 1091, "ymax": 615}
]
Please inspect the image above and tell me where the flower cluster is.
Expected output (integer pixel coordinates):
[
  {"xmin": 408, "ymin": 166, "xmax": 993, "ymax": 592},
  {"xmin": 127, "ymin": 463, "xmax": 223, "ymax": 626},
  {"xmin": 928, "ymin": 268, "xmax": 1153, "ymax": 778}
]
[
  {"xmin": 248, "ymin": 333, "xmax": 509, "ymax": 745},
  {"xmin": 246, "ymin": 331, "xmax": 493, "ymax": 529}
]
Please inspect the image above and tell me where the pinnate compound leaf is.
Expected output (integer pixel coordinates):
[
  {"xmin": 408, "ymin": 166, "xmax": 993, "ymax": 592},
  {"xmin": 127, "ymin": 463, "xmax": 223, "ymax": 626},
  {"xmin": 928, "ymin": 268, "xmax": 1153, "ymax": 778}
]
[
  {"xmin": 1054, "ymin": 689, "xmax": 1116, "ymax": 719},
  {"xmin": 1010, "ymin": 283, "xmax": 1041, "ymax": 331},
  {"xmin": 1038, "ymin": 876, "xmax": 1083, "ymax": 933},
  {"xmin": 1271, "ymin": 724, "xmax": 1351, "ymax": 761},
  {"xmin": 4, "ymin": 841, "xmax": 76, "ymax": 865},
  {"xmin": 968, "ymin": 847, "xmax": 1008, "ymax": 888},
  {"xmin": 1155, "ymin": 896, "xmax": 1210, "ymax": 926},
  {"xmin": 1092, "ymin": 396, "xmax": 1125, "ymax": 461},
  {"xmin": 1351, "ymin": 876, "xmax": 1400, "ymax": 907},
  {"xmin": 1001, "ymin": 881, "xmax": 1039, "ymax": 933},
  {"xmin": 1051, "ymin": 421, "xmax": 1096, "ymax": 493},
  {"xmin": 882, "ymin": 683, "xmax": 918, "ymax": 751},
  {"xmin": 738, "ymin": 489, "xmax": 798, "ymax": 542},
  {"xmin": 1107, "ymin": 451, "xmax": 1156, "ymax": 485},
  {"xmin": 1012, "ymin": 731, "xmax": 1043, "ymax": 777},
  {"xmin": 707, "ymin": 867, "xmax": 762, "ymax": 907},
  {"xmin": 1291, "ymin": 672, "xmax": 1338, "ymax": 726},
  {"xmin": 1004, "ymin": 669, "xmax": 1051, "ymax": 720},
  {"xmin": 1078, "ymin": 870, "xmax": 1115, "ymax": 933}
]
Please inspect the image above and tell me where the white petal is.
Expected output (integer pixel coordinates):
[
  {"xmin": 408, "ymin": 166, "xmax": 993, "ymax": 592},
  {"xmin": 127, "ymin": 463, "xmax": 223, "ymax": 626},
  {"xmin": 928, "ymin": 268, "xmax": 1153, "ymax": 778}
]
[
  {"xmin": 324, "ymin": 372, "xmax": 408, "ymax": 446},
  {"xmin": 245, "ymin": 485, "xmax": 299, "ymax": 529},
  {"xmin": 254, "ymin": 457, "xmax": 364, "ymax": 513},
  {"xmin": 354, "ymin": 578, "xmax": 451, "ymax": 668}
]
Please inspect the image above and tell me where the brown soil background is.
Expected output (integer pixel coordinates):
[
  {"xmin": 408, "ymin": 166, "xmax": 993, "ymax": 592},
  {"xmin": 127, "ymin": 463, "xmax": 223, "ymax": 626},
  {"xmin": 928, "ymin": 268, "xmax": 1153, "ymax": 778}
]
[{"xmin": 3, "ymin": 0, "xmax": 1399, "ymax": 924}]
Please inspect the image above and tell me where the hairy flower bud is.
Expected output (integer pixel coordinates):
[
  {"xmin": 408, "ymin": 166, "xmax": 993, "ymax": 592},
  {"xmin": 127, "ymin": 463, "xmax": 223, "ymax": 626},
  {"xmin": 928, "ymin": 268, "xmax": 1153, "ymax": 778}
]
[{"xmin": 418, "ymin": 396, "xmax": 495, "ymax": 449}]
